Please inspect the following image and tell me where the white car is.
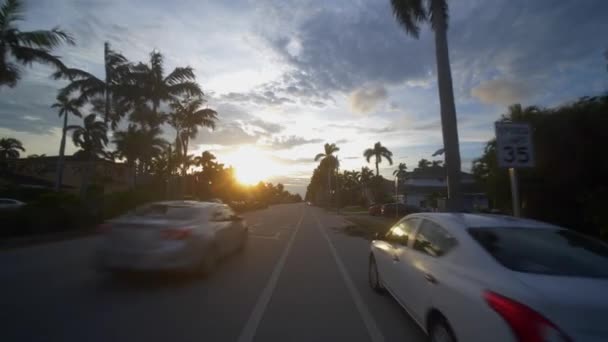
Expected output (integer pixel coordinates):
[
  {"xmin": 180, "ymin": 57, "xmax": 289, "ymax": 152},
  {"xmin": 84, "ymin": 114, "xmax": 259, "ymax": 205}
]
[
  {"xmin": 97, "ymin": 201, "xmax": 248, "ymax": 274},
  {"xmin": 0, "ymin": 198, "xmax": 25, "ymax": 210},
  {"xmin": 369, "ymin": 213, "xmax": 608, "ymax": 342}
]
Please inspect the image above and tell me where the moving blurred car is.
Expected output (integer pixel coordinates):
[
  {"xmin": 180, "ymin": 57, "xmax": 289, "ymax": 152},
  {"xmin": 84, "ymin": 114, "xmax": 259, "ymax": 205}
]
[
  {"xmin": 369, "ymin": 213, "xmax": 608, "ymax": 342},
  {"xmin": 97, "ymin": 201, "xmax": 248, "ymax": 275},
  {"xmin": 368, "ymin": 203, "xmax": 383, "ymax": 216},
  {"xmin": 380, "ymin": 203, "xmax": 419, "ymax": 217},
  {"xmin": 0, "ymin": 198, "xmax": 25, "ymax": 210}
]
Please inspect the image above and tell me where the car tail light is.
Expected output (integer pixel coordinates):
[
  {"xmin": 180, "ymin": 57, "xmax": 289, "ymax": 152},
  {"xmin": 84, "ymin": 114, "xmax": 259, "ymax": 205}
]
[
  {"xmin": 96, "ymin": 223, "xmax": 111, "ymax": 233},
  {"xmin": 483, "ymin": 291, "xmax": 570, "ymax": 342},
  {"xmin": 161, "ymin": 228, "xmax": 192, "ymax": 240}
]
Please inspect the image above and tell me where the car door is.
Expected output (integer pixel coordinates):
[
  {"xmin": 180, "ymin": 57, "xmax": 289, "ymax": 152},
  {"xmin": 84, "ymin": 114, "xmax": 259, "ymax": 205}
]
[
  {"xmin": 394, "ymin": 219, "xmax": 458, "ymax": 324},
  {"xmin": 210, "ymin": 206, "xmax": 235, "ymax": 255},
  {"xmin": 380, "ymin": 218, "xmax": 418, "ymax": 300}
]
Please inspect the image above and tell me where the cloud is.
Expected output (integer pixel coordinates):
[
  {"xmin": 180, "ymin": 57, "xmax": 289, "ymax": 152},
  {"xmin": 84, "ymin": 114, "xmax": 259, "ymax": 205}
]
[
  {"xmin": 471, "ymin": 79, "xmax": 533, "ymax": 106},
  {"xmin": 349, "ymin": 85, "xmax": 388, "ymax": 113},
  {"xmin": 221, "ymin": 91, "xmax": 295, "ymax": 106},
  {"xmin": 263, "ymin": 136, "xmax": 323, "ymax": 150}
]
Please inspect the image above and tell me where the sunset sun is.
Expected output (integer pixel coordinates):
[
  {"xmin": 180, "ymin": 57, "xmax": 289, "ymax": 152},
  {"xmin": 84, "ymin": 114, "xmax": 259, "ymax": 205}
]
[{"xmin": 225, "ymin": 146, "xmax": 281, "ymax": 185}]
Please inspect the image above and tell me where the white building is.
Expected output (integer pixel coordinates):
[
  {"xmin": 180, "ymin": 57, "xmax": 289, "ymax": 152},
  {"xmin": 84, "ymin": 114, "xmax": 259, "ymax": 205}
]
[{"xmin": 398, "ymin": 167, "xmax": 488, "ymax": 211}]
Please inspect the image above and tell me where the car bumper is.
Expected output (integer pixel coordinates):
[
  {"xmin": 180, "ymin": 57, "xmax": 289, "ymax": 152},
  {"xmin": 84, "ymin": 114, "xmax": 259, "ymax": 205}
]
[{"xmin": 96, "ymin": 241, "xmax": 203, "ymax": 272}]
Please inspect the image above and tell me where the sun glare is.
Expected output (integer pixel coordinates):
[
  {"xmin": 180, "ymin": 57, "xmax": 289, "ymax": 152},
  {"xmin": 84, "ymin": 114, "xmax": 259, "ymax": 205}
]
[{"xmin": 225, "ymin": 146, "xmax": 282, "ymax": 185}]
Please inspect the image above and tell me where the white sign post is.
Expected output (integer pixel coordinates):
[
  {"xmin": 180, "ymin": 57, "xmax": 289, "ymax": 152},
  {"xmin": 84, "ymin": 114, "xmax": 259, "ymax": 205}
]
[{"xmin": 495, "ymin": 123, "xmax": 535, "ymax": 217}]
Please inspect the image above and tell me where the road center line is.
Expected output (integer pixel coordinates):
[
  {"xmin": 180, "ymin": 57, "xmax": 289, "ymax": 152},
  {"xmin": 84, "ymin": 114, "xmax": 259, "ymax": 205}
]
[
  {"xmin": 237, "ymin": 205, "xmax": 306, "ymax": 342},
  {"xmin": 313, "ymin": 211, "xmax": 385, "ymax": 342}
]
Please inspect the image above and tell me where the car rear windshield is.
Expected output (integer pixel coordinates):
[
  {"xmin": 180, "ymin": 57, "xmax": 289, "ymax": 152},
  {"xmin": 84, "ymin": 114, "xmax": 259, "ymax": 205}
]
[
  {"xmin": 468, "ymin": 227, "xmax": 608, "ymax": 278},
  {"xmin": 134, "ymin": 204, "xmax": 201, "ymax": 220}
]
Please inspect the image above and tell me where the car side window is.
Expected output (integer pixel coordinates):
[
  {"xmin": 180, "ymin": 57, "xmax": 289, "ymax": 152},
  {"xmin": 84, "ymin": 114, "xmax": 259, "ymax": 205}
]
[
  {"xmin": 387, "ymin": 218, "xmax": 419, "ymax": 246},
  {"xmin": 413, "ymin": 220, "xmax": 457, "ymax": 257}
]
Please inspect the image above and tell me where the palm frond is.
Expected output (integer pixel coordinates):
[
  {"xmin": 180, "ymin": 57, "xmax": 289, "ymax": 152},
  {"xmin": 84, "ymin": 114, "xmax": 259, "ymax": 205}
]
[
  {"xmin": 0, "ymin": 62, "xmax": 20, "ymax": 87},
  {"xmin": 390, "ymin": 0, "xmax": 426, "ymax": 38},
  {"xmin": 168, "ymin": 81, "xmax": 203, "ymax": 97},
  {"xmin": 314, "ymin": 153, "xmax": 326, "ymax": 161},
  {"xmin": 11, "ymin": 46, "xmax": 66, "ymax": 71},
  {"xmin": 16, "ymin": 27, "xmax": 75, "ymax": 48},
  {"xmin": 0, "ymin": 0, "xmax": 23, "ymax": 30},
  {"xmin": 164, "ymin": 67, "xmax": 196, "ymax": 85}
]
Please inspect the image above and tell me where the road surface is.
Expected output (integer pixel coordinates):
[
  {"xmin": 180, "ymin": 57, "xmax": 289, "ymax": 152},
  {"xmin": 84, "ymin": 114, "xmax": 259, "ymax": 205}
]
[{"xmin": 1, "ymin": 203, "xmax": 426, "ymax": 342}]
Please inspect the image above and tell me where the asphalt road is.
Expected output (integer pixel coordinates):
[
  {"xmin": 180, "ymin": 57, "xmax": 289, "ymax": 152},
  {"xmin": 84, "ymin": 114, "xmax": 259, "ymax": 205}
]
[{"xmin": 0, "ymin": 203, "xmax": 426, "ymax": 342}]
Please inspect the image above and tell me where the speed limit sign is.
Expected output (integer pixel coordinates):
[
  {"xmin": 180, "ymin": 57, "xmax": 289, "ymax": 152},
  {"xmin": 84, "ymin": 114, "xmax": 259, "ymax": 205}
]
[{"xmin": 495, "ymin": 122, "xmax": 535, "ymax": 168}]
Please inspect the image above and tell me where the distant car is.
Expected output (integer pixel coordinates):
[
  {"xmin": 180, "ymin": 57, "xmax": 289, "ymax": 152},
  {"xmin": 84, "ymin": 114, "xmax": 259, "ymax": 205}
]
[
  {"xmin": 369, "ymin": 213, "xmax": 608, "ymax": 342},
  {"xmin": 96, "ymin": 201, "xmax": 248, "ymax": 275},
  {"xmin": 368, "ymin": 204, "xmax": 383, "ymax": 216},
  {"xmin": 380, "ymin": 203, "xmax": 419, "ymax": 217},
  {"xmin": 0, "ymin": 198, "xmax": 25, "ymax": 210}
]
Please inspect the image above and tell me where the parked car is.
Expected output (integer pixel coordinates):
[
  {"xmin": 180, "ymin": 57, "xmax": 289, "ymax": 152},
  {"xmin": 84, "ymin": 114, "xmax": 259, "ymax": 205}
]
[
  {"xmin": 368, "ymin": 203, "xmax": 383, "ymax": 216},
  {"xmin": 369, "ymin": 213, "xmax": 608, "ymax": 342},
  {"xmin": 96, "ymin": 201, "xmax": 248, "ymax": 275},
  {"xmin": 380, "ymin": 203, "xmax": 420, "ymax": 217},
  {"xmin": 0, "ymin": 198, "xmax": 25, "ymax": 210}
]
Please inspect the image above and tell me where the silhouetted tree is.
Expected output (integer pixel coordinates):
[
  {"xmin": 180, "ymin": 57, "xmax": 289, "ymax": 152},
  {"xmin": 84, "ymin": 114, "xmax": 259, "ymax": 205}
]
[
  {"xmin": 364, "ymin": 141, "xmax": 393, "ymax": 176},
  {"xmin": 51, "ymin": 94, "xmax": 83, "ymax": 190},
  {"xmin": 0, "ymin": 0, "xmax": 74, "ymax": 87}
]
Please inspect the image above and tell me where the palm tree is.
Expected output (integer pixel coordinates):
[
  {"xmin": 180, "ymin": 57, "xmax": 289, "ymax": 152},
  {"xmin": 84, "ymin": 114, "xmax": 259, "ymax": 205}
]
[
  {"xmin": 391, "ymin": 0, "xmax": 462, "ymax": 210},
  {"xmin": 51, "ymin": 94, "xmax": 83, "ymax": 190},
  {"xmin": 0, "ymin": 136, "xmax": 24, "ymax": 159},
  {"xmin": 0, "ymin": 0, "xmax": 74, "ymax": 87},
  {"xmin": 132, "ymin": 50, "xmax": 203, "ymax": 118},
  {"xmin": 68, "ymin": 114, "xmax": 107, "ymax": 196},
  {"xmin": 393, "ymin": 162, "xmax": 407, "ymax": 179},
  {"xmin": 55, "ymin": 42, "xmax": 131, "ymax": 127},
  {"xmin": 314, "ymin": 143, "xmax": 340, "ymax": 203},
  {"xmin": 360, "ymin": 166, "xmax": 374, "ymax": 184},
  {"xmin": 418, "ymin": 158, "xmax": 432, "ymax": 169},
  {"xmin": 431, "ymin": 160, "xmax": 444, "ymax": 167},
  {"xmin": 168, "ymin": 96, "xmax": 217, "ymax": 175},
  {"xmin": 113, "ymin": 124, "xmax": 167, "ymax": 186},
  {"xmin": 364, "ymin": 142, "xmax": 393, "ymax": 176},
  {"xmin": 194, "ymin": 151, "xmax": 217, "ymax": 171}
]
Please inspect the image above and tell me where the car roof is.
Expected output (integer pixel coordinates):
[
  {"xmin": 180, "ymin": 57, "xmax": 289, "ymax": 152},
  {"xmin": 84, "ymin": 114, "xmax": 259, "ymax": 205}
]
[{"xmin": 407, "ymin": 212, "xmax": 560, "ymax": 230}]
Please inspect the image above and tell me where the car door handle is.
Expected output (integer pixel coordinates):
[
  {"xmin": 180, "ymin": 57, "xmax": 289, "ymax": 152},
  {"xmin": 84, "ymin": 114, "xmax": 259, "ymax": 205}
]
[{"xmin": 424, "ymin": 273, "xmax": 438, "ymax": 285}]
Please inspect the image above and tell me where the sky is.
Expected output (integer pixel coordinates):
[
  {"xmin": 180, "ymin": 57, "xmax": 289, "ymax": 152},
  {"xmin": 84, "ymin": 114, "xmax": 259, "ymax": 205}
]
[{"xmin": 1, "ymin": 0, "xmax": 607, "ymax": 196}]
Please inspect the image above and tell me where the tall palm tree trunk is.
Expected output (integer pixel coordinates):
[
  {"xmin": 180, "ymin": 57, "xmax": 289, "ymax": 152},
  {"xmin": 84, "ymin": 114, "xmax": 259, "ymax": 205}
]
[
  {"xmin": 80, "ymin": 154, "xmax": 92, "ymax": 198},
  {"xmin": 375, "ymin": 160, "xmax": 379, "ymax": 177},
  {"xmin": 433, "ymin": 11, "xmax": 462, "ymax": 212},
  {"xmin": 55, "ymin": 113, "xmax": 68, "ymax": 191},
  {"xmin": 327, "ymin": 168, "xmax": 332, "ymax": 206},
  {"xmin": 104, "ymin": 42, "xmax": 111, "ymax": 124}
]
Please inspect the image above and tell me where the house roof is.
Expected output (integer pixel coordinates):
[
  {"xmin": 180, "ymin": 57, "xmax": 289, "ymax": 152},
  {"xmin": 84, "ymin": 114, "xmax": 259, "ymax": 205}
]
[{"xmin": 406, "ymin": 166, "xmax": 474, "ymax": 180}]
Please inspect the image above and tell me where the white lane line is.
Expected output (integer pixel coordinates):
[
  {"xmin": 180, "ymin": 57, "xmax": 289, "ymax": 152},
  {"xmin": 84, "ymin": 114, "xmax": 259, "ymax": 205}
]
[
  {"xmin": 237, "ymin": 207, "xmax": 306, "ymax": 342},
  {"xmin": 313, "ymin": 212, "xmax": 385, "ymax": 342},
  {"xmin": 249, "ymin": 232, "xmax": 281, "ymax": 240}
]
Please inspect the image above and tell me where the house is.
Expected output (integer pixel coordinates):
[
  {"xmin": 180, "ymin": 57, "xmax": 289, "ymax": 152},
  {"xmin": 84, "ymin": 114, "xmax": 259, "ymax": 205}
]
[
  {"xmin": 398, "ymin": 166, "xmax": 488, "ymax": 211},
  {"xmin": 3, "ymin": 156, "xmax": 133, "ymax": 193}
]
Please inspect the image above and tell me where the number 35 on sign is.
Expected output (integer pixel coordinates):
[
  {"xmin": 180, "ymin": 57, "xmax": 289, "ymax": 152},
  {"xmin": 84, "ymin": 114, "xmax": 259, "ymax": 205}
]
[{"xmin": 495, "ymin": 122, "xmax": 535, "ymax": 168}]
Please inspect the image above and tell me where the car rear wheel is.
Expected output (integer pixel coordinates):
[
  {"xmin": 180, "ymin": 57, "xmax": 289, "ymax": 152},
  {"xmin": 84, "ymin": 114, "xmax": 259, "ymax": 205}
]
[
  {"xmin": 368, "ymin": 254, "xmax": 384, "ymax": 293},
  {"xmin": 429, "ymin": 316, "xmax": 457, "ymax": 342}
]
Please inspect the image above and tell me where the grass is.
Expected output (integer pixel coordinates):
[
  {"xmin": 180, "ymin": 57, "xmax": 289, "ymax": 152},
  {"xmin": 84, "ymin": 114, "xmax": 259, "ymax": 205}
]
[{"xmin": 338, "ymin": 213, "xmax": 399, "ymax": 240}]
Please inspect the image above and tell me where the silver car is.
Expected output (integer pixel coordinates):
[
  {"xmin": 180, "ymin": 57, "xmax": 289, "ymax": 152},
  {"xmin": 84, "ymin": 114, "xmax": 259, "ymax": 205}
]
[{"xmin": 97, "ymin": 201, "xmax": 248, "ymax": 274}]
